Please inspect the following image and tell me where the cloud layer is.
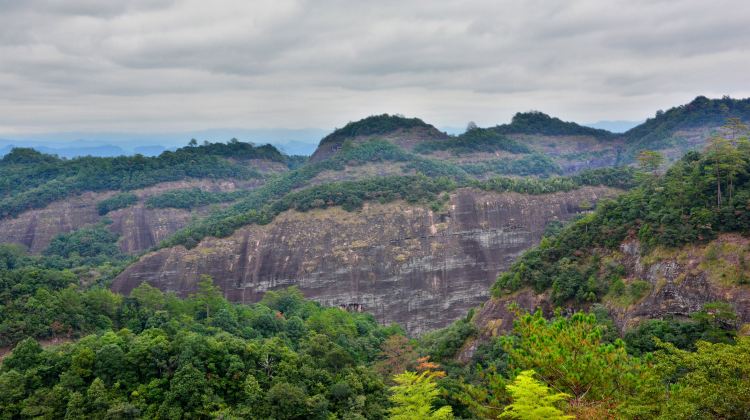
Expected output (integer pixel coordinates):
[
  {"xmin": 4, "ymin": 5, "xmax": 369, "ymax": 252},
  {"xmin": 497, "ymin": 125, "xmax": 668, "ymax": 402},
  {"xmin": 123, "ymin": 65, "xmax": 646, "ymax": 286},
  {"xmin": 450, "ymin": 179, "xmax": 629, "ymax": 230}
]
[{"xmin": 1, "ymin": 0, "xmax": 748, "ymax": 134}]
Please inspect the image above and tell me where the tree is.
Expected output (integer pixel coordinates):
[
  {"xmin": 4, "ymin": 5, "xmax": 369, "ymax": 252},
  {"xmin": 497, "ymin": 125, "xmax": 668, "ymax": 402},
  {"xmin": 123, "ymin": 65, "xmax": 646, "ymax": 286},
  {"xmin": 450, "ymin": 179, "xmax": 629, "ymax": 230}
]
[
  {"xmin": 705, "ymin": 135, "xmax": 744, "ymax": 205},
  {"xmin": 647, "ymin": 337, "xmax": 750, "ymax": 418},
  {"xmin": 388, "ymin": 370, "xmax": 454, "ymax": 420},
  {"xmin": 188, "ymin": 138, "xmax": 198, "ymax": 147},
  {"xmin": 466, "ymin": 121, "xmax": 479, "ymax": 132},
  {"xmin": 636, "ymin": 150, "xmax": 663, "ymax": 178},
  {"xmin": 500, "ymin": 370, "xmax": 572, "ymax": 420},
  {"xmin": 192, "ymin": 275, "xmax": 224, "ymax": 318},
  {"xmin": 374, "ymin": 335, "xmax": 418, "ymax": 382},
  {"xmin": 501, "ymin": 311, "xmax": 650, "ymax": 413}
]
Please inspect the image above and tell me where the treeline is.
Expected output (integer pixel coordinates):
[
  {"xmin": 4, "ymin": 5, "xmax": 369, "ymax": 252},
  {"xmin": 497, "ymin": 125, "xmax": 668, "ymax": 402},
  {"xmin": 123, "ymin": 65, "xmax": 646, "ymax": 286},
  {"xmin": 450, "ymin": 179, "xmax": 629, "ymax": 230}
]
[
  {"xmin": 97, "ymin": 193, "xmax": 138, "ymax": 215},
  {"xmin": 161, "ymin": 163, "xmax": 633, "ymax": 250},
  {"xmin": 493, "ymin": 124, "xmax": 750, "ymax": 304},
  {"xmin": 319, "ymin": 114, "xmax": 434, "ymax": 145},
  {"xmin": 0, "ymin": 142, "xmax": 280, "ymax": 218},
  {"xmin": 179, "ymin": 138, "xmax": 287, "ymax": 162},
  {"xmin": 160, "ymin": 175, "xmax": 457, "ymax": 249},
  {"xmin": 623, "ymin": 96, "xmax": 750, "ymax": 152},
  {"xmin": 471, "ymin": 166, "xmax": 636, "ymax": 195},
  {"xmin": 414, "ymin": 127, "xmax": 531, "ymax": 155},
  {"xmin": 144, "ymin": 188, "xmax": 247, "ymax": 210},
  {"xmin": 0, "ymin": 284, "xmax": 401, "ymax": 419},
  {"xmin": 460, "ymin": 153, "xmax": 562, "ymax": 177},
  {"xmin": 494, "ymin": 111, "xmax": 614, "ymax": 138},
  {"xmin": 0, "ymin": 232, "xmax": 132, "ymax": 346},
  {"xmin": 413, "ymin": 306, "xmax": 747, "ymax": 418}
]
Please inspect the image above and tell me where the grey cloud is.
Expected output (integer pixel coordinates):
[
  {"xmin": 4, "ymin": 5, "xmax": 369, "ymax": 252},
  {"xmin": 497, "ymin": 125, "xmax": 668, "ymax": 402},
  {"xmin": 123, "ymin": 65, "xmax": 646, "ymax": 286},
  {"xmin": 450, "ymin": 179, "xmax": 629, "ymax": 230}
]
[{"xmin": 0, "ymin": 0, "xmax": 748, "ymax": 134}]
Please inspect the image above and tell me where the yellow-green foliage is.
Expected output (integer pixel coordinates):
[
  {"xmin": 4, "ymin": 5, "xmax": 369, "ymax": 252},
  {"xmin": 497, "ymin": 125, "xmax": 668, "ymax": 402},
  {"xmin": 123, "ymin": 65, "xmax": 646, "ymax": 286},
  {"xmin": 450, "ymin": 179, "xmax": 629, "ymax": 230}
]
[
  {"xmin": 700, "ymin": 241, "xmax": 749, "ymax": 286},
  {"xmin": 388, "ymin": 371, "xmax": 454, "ymax": 420},
  {"xmin": 500, "ymin": 370, "xmax": 572, "ymax": 420}
]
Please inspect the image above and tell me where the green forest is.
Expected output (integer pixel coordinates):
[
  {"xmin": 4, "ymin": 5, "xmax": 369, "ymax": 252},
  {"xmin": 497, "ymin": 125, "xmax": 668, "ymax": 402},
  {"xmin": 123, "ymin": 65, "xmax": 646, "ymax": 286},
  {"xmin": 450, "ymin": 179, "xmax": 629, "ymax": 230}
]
[{"xmin": 0, "ymin": 141, "xmax": 293, "ymax": 219}]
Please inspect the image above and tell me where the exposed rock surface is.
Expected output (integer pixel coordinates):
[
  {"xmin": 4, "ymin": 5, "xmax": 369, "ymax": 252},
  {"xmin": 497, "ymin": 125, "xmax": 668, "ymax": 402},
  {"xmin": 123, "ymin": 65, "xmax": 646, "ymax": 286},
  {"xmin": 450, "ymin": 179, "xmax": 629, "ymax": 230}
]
[
  {"xmin": 112, "ymin": 186, "xmax": 619, "ymax": 335},
  {"xmin": 463, "ymin": 233, "xmax": 750, "ymax": 360},
  {"xmin": 0, "ymin": 179, "xmax": 256, "ymax": 254}
]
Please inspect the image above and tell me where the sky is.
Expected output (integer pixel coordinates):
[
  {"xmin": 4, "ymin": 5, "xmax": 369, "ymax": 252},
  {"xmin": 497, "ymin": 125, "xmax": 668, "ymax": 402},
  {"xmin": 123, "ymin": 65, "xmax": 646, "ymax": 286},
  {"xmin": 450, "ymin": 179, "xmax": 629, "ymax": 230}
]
[{"xmin": 1, "ymin": 0, "xmax": 749, "ymax": 140}]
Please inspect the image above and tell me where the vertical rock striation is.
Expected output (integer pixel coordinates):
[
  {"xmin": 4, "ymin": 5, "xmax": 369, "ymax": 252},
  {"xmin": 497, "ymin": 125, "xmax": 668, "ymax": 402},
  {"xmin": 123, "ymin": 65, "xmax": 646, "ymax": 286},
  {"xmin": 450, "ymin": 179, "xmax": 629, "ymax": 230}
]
[{"xmin": 112, "ymin": 186, "xmax": 619, "ymax": 335}]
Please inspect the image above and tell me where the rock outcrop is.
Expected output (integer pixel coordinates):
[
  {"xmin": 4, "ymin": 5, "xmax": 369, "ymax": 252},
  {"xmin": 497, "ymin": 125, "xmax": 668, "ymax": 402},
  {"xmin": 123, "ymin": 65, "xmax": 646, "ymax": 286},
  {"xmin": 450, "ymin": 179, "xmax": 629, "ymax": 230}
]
[
  {"xmin": 463, "ymin": 233, "xmax": 750, "ymax": 360},
  {"xmin": 0, "ymin": 179, "xmax": 257, "ymax": 254},
  {"xmin": 112, "ymin": 186, "xmax": 619, "ymax": 335}
]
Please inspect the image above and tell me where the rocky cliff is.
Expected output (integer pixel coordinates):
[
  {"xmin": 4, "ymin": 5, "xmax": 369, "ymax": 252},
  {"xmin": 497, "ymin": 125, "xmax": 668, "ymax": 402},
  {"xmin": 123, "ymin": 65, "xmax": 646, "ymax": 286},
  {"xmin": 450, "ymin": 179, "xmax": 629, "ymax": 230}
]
[
  {"xmin": 0, "ymin": 179, "xmax": 257, "ymax": 254},
  {"xmin": 112, "ymin": 186, "xmax": 619, "ymax": 334},
  {"xmin": 460, "ymin": 233, "xmax": 750, "ymax": 361}
]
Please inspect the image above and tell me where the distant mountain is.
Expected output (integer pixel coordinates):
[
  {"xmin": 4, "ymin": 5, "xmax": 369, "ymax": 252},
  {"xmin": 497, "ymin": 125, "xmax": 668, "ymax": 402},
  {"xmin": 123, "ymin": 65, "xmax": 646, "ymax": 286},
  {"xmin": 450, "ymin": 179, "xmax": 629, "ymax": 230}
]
[
  {"xmin": 584, "ymin": 120, "xmax": 643, "ymax": 133},
  {"xmin": 0, "ymin": 143, "xmax": 128, "ymax": 158},
  {"xmin": 0, "ymin": 128, "xmax": 326, "ymax": 158},
  {"xmin": 133, "ymin": 145, "xmax": 168, "ymax": 156}
]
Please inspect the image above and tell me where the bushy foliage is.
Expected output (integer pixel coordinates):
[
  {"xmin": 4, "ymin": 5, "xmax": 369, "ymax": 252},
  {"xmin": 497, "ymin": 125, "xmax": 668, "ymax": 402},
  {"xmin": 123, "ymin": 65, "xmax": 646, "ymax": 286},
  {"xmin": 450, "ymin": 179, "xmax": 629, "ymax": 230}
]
[
  {"xmin": 0, "ymin": 285, "xmax": 399, "ymax": 419},
  {"xmin": 0, "ymin": 141, "xmax": 280, "ymax": 218},
  {"xmin": 96, "ymin": 192, "xmax": 138, "ymax": 215},
  {"xmin": 623, "ymin": 96, "xmax": 750, "ymax": 154},
  {"xmin": 494, "ymin": 111, "xmax": 613, "ymax": 138},
  {"xmin": 624, "ymin": 303, "xmax": 737, "ymax": 356},
  {"xmin": 492, "ymin": 134, "xmax": 750, "ymax": 302},
  {"xmin": 500, "ymin": 370, "xmax": 572, "ymax": 420},
  {"xmin": 43, "ymin": 223, "xmax": 127, "ymax": 266},
  {"xmin": 471, "ymin": 166, "xmax": 635, "ymax": 195},
  {"xmin": 320, "ymin": 114, "xmax": 433, "ymax": 145},
  {"xmin": 414, "ymin": 127, "xmax": 531, "ymax": 155},
  {"xmin": 145, "ymin": 188, "xmax": 245, "ymax": 209},
  {"xmin": 389, "ymin": 370, "xmax": 454, "ymax": 420},
  {"xmin": 460, "ymin": 153, "xmax": 562, "ymax": 177},
  {"xmin": 645, "ymin": 336, "xmax": 750, "ymax": 418}
]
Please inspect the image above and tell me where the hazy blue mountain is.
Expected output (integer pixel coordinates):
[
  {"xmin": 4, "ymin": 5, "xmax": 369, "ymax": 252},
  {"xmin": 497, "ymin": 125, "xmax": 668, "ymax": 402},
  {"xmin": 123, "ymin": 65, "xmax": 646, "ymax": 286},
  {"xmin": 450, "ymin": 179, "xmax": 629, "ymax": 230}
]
[{"xmin": 584, "ymin": 120, "xmax": 643, "ymax": 133}]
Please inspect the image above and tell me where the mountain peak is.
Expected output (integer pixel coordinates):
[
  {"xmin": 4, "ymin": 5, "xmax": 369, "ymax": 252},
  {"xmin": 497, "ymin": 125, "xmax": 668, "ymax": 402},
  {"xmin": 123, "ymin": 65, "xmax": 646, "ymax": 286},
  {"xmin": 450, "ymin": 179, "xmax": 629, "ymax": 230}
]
[{"xmin": 495, "ymin": 111, "xmax": 613, "ymax": 138}]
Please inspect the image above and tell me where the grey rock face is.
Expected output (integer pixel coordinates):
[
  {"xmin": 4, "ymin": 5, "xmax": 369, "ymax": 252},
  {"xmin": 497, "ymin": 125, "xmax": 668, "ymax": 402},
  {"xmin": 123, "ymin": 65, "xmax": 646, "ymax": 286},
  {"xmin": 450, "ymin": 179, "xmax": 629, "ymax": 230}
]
[{"xmin": 112, "ymin": 186, "xmax": 618, "ymax": 335}]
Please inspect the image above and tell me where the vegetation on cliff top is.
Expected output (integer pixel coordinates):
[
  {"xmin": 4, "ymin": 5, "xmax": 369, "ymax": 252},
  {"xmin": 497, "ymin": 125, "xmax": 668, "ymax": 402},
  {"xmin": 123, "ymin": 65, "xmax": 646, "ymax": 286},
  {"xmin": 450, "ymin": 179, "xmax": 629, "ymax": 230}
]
[
  {"xmin": 319, "ymin": 114, "xmax": 436, "ymax": 145},
  {"xmin": 622, "ymin": 96, "xmax": 750, "ymax": 151},
  {"xmin": 494, "ymin": 111, "xmax": 614, "ymax": 138},
  {"xmin": 492, "ymin": 121, "xmax": 750, "ymax": 304},
  {"xmin": 158, "ymin": 142, "xmax": 633, "ymax": 249},
  {"xmin": 0, "ymin": 140, "xmax": 292, "ymax": 219},
  {"xmin": 414, "ymin": 127, "xmax": 532, "ymax": 155}
]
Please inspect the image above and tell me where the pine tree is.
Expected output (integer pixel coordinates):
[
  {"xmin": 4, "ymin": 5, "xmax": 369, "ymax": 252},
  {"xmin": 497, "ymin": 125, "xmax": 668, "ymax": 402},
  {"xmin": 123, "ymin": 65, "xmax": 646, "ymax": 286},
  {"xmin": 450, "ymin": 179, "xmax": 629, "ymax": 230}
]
[{"xmin": 500, "ymin": 370, "xmax": 572, "ymax": 420}]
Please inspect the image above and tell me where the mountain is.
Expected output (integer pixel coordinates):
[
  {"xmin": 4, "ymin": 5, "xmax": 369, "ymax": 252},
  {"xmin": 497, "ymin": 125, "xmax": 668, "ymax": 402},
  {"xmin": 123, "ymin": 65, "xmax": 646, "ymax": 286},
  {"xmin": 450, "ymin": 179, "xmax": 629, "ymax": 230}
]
[
  {"xmin": 2, "ymin": 97, "xmax": 750, "ymax": 419},
  {"xmin": 0, "ymin": 96, "xmax": 748, "ymax": 337},
  {"xmin": 309, "ymin": 114, "xmax": 449, "ymax": 162},
  {"xmin": 493, "ymin": 111, "xmax": 615, "ymax": 138},
  {"xmin": 454, "ymin": 137, "xmax": 750, "ymax": 360}
]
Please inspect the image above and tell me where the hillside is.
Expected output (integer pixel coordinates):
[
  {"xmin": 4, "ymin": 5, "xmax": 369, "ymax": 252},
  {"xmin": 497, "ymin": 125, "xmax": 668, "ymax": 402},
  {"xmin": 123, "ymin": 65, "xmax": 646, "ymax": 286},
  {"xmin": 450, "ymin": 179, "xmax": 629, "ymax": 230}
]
[
  {"xmin": 309, "ymin": 114, "xmax": 449, "ymax": 162},
  {"xmin": 0, "ymin": 97, "xmax": 746, "ymax": 337},
  {"xmin": 453, "ymin": 123, "xmax": 750, "ymax": 356},
  {"xmin": 2, "ymin": 104, "xmax": 750, "ymax": 419}
]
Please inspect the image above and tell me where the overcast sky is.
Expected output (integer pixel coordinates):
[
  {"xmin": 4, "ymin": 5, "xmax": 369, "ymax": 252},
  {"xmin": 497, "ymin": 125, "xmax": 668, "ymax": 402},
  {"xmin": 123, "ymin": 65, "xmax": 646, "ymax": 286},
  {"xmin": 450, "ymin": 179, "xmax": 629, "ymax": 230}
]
[{"xmin": 1, "ymin": 0, "xmax": 749, "ymax": 136}]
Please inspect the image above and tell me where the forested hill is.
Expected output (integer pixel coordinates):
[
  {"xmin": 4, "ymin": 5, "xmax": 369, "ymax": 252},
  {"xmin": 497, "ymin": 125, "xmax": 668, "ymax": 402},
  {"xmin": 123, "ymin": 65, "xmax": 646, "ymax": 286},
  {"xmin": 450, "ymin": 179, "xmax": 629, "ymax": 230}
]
[
  {"xmin": 409, "ymin": 120, "xmax": 750, "ymax": 418},
  {"xmin": 623, "ymin": 96, "xmax": 750, "ymax": 150},
  {"xmin": 2, "ymin": 104, "xmax": 750, "ymax": 419},
  {"xmin": 493, "ymin": 111, "xmax": 614, "ymax": 138},
  {"xmin": 0, "ymin": 141, "xmax": 294, "ymax": 219}
]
